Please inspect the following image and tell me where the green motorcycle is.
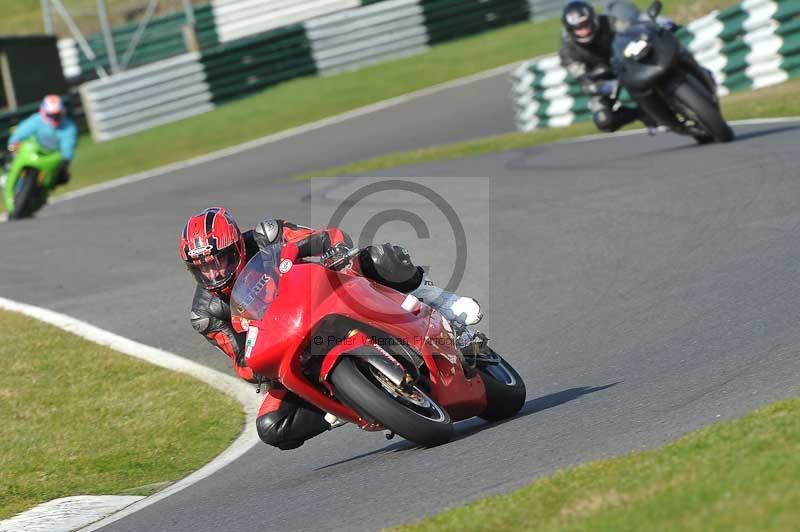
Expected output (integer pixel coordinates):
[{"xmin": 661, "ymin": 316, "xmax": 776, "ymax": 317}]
[{"xmin": 2, "ymin": 137, "xmax": 63, "ymax": 220}]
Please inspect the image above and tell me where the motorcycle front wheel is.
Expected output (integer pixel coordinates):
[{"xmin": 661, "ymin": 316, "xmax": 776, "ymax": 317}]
[
  {"xmin": 8, "ymin": 170, "xmax": 38, "ymax": 220},
  {"xmin": 672, "ymin": 75, "xmax": 734, "ymax": 143},
  {"xmin": 476, "ymin": 348, "xmax": 526, "ymax": 421},
  {"xmin": 330, "ymin": 356, "xmax": 453, "ymax": 446}
]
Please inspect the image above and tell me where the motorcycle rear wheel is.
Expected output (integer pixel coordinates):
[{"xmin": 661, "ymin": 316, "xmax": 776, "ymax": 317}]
[
  {"xmin": 330, "ymin": 356, "xmax": 453, "ymax": 446},
  {"xmin": 673, "ymin": 76, "xmax": 734, "ymax": 143},
  {"xmin": 9, "ymin": 170, "xmax": 38, "ymax": 220},
  {"xmin": 476, "ymin": 349, "xmax": 526, "ymax": 421}
]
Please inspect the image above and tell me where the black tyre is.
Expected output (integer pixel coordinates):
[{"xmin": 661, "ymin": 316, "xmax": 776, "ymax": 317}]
[
  {"xmin": 692, "ymin": 133, "xmax": 714, "ymax": 145},
  {"xmin": 477, "ymin": 349, "xmax": 526, "ymax": 422},
  {"xmin": 673, "ymin": 76, "xmax": 734, "ymax": 143},
  {"xmin": 330, "ymin": 356, "xmax": 453, "ymax": 446},
  {"xmin": 9, "ymin": 170, "xmax": 38, "ymax": 220}
]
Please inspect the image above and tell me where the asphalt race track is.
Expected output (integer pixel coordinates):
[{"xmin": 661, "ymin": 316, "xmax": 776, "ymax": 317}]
[{"xmin": 2, "ymin": 91, "xmax": 800, "ymax": 531}]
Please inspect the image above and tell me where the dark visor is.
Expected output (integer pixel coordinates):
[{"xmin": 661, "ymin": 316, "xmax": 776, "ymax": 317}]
[{"xmin": 189, "ymin": 246, "xmax": 240, "ymax": 289}]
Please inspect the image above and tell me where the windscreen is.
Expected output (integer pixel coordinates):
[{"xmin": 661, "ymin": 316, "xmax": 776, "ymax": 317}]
[
  {"xmin": 606, "ymin": 0, "xmax": 641, "ymax": 32},
  {"xmin": 612, "ymin": 21, "xmax": 655, "ymax": 67},
  {"xmin": 230, "ymin": 244, "xmax": 282, "ymax": 322}
]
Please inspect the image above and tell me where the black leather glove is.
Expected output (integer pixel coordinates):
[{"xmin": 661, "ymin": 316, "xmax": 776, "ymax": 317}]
[{"xmin": 57, "ymin": 161, "xmax": 71, "ymax": 185}]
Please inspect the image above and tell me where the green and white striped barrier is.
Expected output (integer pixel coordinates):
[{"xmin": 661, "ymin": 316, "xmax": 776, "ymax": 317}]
[
  {"xmin": 211, "ymin": 0, "xmax": 361, "ymax": 43},
  {"xmin": 512, "ymin": 0, "xmax": 800, "ymax": 132},
  {"xmin": 60, "ymin": 0, "xmax": 564, "ymax": 81},
  {"xmin": 76, "ymin": 0, "xmax": 532, "ymax": 141}
]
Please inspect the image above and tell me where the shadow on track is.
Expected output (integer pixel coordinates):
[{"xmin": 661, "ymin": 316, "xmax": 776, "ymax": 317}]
[
  {"xmin": 451, "ymin": 382, "xmax": 620, "ymax": 441},
  {"xmin": 732, "ymin": 123, "xmax": 800, "ymax": 142},
  {"xmin": 630, "ymin": 123, "xmax": 800, "ymax": 159},
  {"xmin": 315, "ymin": 382, "xmax": 619, "ymax": 471},
  {"xmin": 506, "ymin": 123, "xmax": 800, "ymax": 172}
]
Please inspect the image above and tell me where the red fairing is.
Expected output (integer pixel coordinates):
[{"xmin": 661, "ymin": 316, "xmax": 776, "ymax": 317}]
[
  {"xmin": 422, "ymin": 314, "xmax": 488, "ymax": 419},
  {"xmin": 280, "ymin": 221, "xmax": 313, "ymax": 238},
  {"xmin": 282, "ymin": 222, "xmax": 348, "ymax": 245},
  {"xmin": 257, "ymin": 388, "xmax": 288, "ymax": 417},
  {"xmin": 324, "ymin": 227, "xmax": 349, "ymax": 247},
  {"xmin": 207, "ymin": 329, "xmax": 256, "ymax": 382},
  {"xmin": 238, "ymin": 243, "xmax": 490, "ymax": 429}
]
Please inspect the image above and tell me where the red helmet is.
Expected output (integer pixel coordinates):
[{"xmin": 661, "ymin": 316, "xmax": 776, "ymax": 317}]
[{"xmin": 179, "ymin": 207, "xmax": 246, "ymax": 296}]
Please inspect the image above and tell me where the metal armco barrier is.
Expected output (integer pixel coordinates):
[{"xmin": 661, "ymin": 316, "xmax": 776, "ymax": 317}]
[
  {"xmin": 58, "ymin": 5, "xmax": 218, "ymax": 82},
  {"xmin": 512, "ymin": 0, "xmax": 800, "ymax": 132},
  {"xmin": 528, "ymin": 0, "xmax": 569, "ymax": 21},
  {"xmin": 306, "ymin": 0, "xmax": 429, "ymax": 76},
  {"xmin": 203, "ymin": 0, "xmax": 532, "ymax": 102},
  {"xmin": 421, "ymin": 0, "xmax": 530, "ymax": 44},
  {"xmin": 58, "ymin": 0, "xmax": 572, "ymax": 82},
  {"xmin": 80, "ymin": 53, "xmax": 212, "ymax": 141},
  {"xmin": 76, "ymin": 0, "xmax": 570, "ymax": 141},
  {"xmin": 200, "ymin": 24, "xmax": 317, "ymax": 104},
  {"xmin": 212, "ymin": 0, "xmax": 361, "ymax": 43}
]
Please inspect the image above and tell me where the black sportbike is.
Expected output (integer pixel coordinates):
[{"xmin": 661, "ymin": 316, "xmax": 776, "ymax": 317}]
[{"xmin": 611, "ymin": 1, "xmax": 734, "ymax": 144}]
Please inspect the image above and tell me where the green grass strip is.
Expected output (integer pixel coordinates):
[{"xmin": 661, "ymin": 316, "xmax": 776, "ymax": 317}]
[
  {"xmin": 54, "ymin": 17, "xmax": 557, "ymax": 199},
  {"xmin": 0, "ymin": 309, "xmax": 242, "ymax": 519},
  {"xmin": 21, "ymin": 0, "xmax": 730, "ymax": 205},
  {"xmin": 296, "ymin": 77, "xmax": 800, "ymax": 180},
  {"xmin": 392, "ymin": 395, "xmax": 800, "ymax": 531}
]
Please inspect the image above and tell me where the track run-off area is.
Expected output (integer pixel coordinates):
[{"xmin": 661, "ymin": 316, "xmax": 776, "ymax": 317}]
[{"xmin": 1, "ymin": 67, "xmax": 799, "ymax": 531}]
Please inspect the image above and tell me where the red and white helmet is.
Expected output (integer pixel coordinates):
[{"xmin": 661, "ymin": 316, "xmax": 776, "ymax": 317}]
[
  {"xmin": 39, "ymin": 94, "xmax": 65, "ymax": 127},
  {"xmin": 179, "ymin": 207, "xmax": 246, "ymax": 296}
]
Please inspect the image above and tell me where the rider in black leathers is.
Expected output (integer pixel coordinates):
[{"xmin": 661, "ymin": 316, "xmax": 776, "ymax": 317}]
[
  {"xmin": 559, "ymin": 1, "xmax": 714, "ymax": 134},
  {"xmin": 558, "ymin": 1, "xmax": 642, "ymax": 133}
]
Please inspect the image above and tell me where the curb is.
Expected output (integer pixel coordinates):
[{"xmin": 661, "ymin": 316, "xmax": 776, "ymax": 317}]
[{"xmin": 0, "ymin": 297, "xmax": 262, "ymax": 531}]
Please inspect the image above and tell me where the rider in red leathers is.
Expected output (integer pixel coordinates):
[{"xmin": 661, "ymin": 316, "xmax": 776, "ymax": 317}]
[{"xmin": 180, "ymin": 207, "xmax": 482, "ymax": 450}]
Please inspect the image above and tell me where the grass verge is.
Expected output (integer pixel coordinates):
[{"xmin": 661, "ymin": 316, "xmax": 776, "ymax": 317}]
[
  {"xmin": 392, "ymin": 396, "xmax": 800, "ymax": 531},
  {"xmin": 296, "ymin": 78, "xmax": 800, "ymax": 180},
  {"xmin": 0, "ymin": 308, "xmax": 242, "ymax": 519},
  {"xmin": 27, "ymin": 0, "xmax": 730, "ymax": 204},
  {"xmin": 60, "ymin": 17, "xmax": 559, "ymax": 196}
]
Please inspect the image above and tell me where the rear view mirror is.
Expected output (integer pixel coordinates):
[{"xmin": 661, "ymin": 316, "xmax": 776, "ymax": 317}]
[{"xmin": 647, "ymin": 0, "xmax": 663, "ymax": 19}]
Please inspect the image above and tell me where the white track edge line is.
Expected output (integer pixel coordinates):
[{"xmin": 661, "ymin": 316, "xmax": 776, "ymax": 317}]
[
  {"xmin": 4, "ymin": 116, "xmax": 799, "ymax": 225},
  {"xmin": 48, "ymin": 61, "xmax": 522, "ymax": 206},
  {"xmin": 50, "ymin": 114, "xmax": 800, "ymax": 207},
  {"xmin": 0, "ymin": 296, "xmax": 263, "ymax": 531},
  {"xmin": 1, "ymin": 101, "xmax": 798, "ymax": 522}
]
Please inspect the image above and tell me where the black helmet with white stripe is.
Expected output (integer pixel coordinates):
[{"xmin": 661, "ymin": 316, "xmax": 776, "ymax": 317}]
[{"xmin": 562, "ymin": 1, "xmax": 598, "ymax": 44}]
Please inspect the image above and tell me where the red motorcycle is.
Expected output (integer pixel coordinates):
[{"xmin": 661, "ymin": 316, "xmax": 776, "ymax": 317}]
[{"xmin": 230, "ymin": 242, "xmax": 526, "ymax": 446}]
